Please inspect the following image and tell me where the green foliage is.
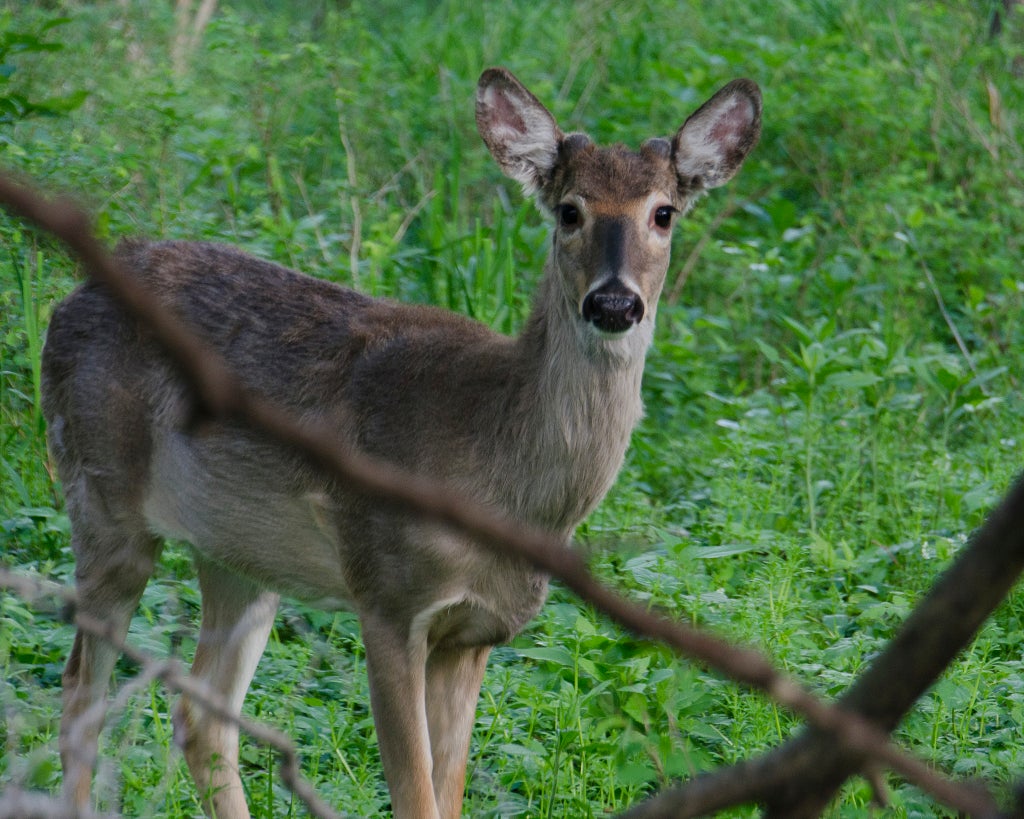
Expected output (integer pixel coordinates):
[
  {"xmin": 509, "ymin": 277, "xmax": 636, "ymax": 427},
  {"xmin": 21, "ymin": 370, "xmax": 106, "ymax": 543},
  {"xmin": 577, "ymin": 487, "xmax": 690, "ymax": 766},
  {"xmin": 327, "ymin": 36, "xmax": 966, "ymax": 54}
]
[
  {"xmin": 2, "ymin": 0, "xmax": 1024, "ymax": 816},
  {"xmin": 0, "ymin": 14, "xmax": 86, "ymax": 128}
]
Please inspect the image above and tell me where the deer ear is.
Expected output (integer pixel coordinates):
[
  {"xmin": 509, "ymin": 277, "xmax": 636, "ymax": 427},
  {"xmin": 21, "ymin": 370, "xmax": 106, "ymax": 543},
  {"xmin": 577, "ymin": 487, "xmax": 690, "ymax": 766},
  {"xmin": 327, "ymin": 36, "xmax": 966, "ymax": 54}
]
[
  {"xmin": 476, "ymin": 68, "xmax": 562, "ymax": 194},
  {"xmin": 672, "ymin": 79, "xmax": 761, "ymax": 192}
]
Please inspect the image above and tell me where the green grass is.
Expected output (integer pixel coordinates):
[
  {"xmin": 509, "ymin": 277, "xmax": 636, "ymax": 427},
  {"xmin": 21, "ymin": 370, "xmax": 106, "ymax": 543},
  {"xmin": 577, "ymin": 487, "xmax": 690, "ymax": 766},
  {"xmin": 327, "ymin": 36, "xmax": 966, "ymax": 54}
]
[{"xmin": 2, "ymin": 1, "xmax": 1024, "ymax": 816}]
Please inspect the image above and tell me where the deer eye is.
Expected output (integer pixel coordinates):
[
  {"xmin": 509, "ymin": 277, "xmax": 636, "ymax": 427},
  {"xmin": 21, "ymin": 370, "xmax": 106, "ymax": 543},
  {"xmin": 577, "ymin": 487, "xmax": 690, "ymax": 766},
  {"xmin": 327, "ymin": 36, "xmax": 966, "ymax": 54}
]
[
  {"xmin": 653, "ymin": 205, "xmax": 676, "ymax": 229},
  {"xmin": 558, "ymin": 203, "xmax": 580, "ymax": 228}
]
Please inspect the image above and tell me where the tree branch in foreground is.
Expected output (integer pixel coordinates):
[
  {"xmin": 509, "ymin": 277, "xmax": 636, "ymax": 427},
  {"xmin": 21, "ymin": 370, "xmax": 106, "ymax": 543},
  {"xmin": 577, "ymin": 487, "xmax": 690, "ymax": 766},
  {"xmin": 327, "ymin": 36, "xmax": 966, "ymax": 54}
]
[{"xmin": 0, "ymin": 170, "xmax": 1016, "ymax": 816}]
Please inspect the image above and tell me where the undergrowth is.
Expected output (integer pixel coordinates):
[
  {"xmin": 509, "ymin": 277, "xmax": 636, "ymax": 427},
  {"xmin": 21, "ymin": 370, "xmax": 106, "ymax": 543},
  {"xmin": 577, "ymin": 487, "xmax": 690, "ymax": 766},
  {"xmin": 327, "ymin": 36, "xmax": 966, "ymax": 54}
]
[{"xmin": 2, "ymin": 1, "xmax": 1023, "ymax": 816}]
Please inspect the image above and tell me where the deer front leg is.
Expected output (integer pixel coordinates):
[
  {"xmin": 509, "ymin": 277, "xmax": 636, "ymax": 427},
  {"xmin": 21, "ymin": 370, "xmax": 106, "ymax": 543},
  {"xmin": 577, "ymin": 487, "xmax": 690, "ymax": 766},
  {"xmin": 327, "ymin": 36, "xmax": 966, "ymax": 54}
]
[
  {"xmin": 362, "ymin": 611, "xmax": 440, "ymax": 819},
  {"xmin": 425, "ymin": 645, "xmax": 490, "ymax": 819}
]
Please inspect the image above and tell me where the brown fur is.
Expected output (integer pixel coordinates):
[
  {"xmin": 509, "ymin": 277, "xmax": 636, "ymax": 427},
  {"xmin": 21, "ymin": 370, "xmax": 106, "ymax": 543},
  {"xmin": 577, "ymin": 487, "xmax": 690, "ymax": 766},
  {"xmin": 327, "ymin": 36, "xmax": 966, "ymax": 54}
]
[{"xmin": 43, "ymin": 67, "xmax": 760, "ymax": 818}]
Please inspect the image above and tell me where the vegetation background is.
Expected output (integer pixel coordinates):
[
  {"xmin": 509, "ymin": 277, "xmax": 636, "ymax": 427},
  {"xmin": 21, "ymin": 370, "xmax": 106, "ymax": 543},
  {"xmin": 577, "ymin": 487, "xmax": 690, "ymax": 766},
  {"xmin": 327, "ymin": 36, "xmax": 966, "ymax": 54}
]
[{"xmin": 1, "ymin": 1, "xmax": 1023, "ymax": 816}]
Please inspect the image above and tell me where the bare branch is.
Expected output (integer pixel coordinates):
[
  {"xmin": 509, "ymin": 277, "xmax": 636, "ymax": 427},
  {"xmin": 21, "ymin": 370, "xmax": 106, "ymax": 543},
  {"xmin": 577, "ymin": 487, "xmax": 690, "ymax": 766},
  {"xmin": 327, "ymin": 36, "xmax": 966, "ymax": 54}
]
[
  {"xmin": 0, "ymin": 787, "xmax": 116, "ymax": 819},
  {"xmin": 0, "ymin": 170, "xmax": 805, "ymax": 712},
  {"xmin": 0, "ymin": 567, "xmax": 348, "ymax": 819},
  {"xmin": 0, "ymin": 170, "xmax": 1017, "ymax": 818},
  {"xmin": 619, "ymin": 471, "xmax": 1024, "ymax": 817}
]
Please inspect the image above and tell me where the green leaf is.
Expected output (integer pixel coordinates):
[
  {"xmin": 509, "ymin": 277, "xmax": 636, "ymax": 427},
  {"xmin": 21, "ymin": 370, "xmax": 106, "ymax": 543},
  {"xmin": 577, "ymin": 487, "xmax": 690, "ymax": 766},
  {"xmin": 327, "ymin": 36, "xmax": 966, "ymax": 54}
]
[
  {"xmin": 515, "ymin": 646, "xmax": 575, "ymax": 667},
  {"xmin": 40, "ymin": 16, "xmax": 73, "ymax": 33},
  {"xmin": 754, "ymin": 337, "xmax": 780, "ymax": 364},
  {"xmin": 691, "ymin": 543, "xmax": 761, "ymax": 559},
  {"xmin": 615, "ymin": 761, "xmax": 658, "ymax": 786},
  {"xmin": 35, "ymin": 89, "xmax": 88, "ymax": 115},
  {"xmin": 825, "ymin": 370, "xmax": 882, "ymax": 389},
  {"xmin": 621, "ymin": 692, "xmax": 648, "ymax": 724}
]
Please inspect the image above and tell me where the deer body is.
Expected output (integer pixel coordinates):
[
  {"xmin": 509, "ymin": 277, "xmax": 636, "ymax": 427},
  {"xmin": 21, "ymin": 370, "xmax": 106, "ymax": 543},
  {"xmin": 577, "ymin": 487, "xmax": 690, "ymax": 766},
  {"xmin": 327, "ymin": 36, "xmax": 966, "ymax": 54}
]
[{"xmin": 44, "ymin": 68, "xmax": 760, "ymax": 818}]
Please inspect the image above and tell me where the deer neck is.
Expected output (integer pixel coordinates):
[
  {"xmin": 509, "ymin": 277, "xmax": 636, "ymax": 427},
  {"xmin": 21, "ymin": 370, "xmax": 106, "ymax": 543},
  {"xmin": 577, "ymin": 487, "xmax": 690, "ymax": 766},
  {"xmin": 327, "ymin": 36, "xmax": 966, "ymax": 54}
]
[{"xmin": 503, "ymin": 266, "xmax": 649, "ymax": 532}]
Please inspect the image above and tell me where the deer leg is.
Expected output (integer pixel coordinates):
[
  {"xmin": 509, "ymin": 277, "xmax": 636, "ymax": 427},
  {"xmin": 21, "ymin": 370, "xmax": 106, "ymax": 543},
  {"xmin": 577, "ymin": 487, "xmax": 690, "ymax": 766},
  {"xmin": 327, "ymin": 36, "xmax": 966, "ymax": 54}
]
[
  {"xmin": 361, "ymin": 610, "xmax": 440, "ymax": 819},
  {"xmin": 425, "ymin": 645, "xmax": 490, "ymax": 819},
  {"xmin": 174, "ymin": 558, "xmax": 279, "ymax": 819},
  {"xmin": 60, "ymin": 521, "xmax": 160, "ymax": 811}
]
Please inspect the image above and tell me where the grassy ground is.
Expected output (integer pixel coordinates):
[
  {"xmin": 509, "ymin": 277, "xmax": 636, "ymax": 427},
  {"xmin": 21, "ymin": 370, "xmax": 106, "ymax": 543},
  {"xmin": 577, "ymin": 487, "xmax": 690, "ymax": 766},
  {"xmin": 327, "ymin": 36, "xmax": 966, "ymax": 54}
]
[{"xmin": 1, "ymin": 1, "xmax": 1023, "ymax": 816}]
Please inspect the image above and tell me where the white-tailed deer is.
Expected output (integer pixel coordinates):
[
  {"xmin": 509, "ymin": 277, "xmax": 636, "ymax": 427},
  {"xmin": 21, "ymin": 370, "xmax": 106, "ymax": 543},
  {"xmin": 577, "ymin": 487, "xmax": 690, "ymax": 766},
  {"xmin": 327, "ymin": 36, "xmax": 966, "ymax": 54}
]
[{"xmin": 42, "ymin": 68, "xmax": 760, "ymax": 818}]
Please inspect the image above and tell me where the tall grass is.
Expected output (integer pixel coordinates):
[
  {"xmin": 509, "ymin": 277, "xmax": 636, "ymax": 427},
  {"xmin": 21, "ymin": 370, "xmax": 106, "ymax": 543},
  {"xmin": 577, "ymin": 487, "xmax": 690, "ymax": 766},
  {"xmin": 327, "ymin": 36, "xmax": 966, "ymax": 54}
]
[{"xmin": 1, "ymin": 1, "xmax": 1023, "ymax": 816}]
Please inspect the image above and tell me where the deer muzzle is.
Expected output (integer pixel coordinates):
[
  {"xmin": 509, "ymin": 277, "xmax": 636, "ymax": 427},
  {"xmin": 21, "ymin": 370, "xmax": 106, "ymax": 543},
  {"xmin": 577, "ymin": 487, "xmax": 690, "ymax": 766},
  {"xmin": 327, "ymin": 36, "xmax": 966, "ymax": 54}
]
[{"xmin": 581, "ymin": 279, "xmax": 645, "ymax": 334}]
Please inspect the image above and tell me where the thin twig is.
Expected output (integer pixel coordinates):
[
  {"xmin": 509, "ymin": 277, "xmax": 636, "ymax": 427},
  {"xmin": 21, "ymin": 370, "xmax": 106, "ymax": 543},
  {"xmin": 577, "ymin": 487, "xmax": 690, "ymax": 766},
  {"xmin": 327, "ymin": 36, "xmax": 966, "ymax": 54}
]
[
  {"xmin": 667, "ymin": 183, "xmax": 775, "ymax": 305},
  {"xmin": 337, "ymin": 119, "xmax": 363, "ymax": 285},
  {"xmin": 0, "ymin": 567, "xmax": 347, "ymax": 819},
  {"xmin": 0, "ymin": 787, "xmax": 116, "ymax": 819},
  {"xmin": 894, "ymin": 224, "xmax": 986, "ymax": 394}
]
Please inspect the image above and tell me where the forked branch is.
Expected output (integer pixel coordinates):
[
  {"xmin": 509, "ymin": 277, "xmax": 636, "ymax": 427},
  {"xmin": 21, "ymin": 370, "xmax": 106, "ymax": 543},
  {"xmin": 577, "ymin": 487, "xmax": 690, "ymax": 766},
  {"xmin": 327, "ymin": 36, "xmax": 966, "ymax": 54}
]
[{"xmin": 622, "ymin": 470, "xmax": 1024, "ymax": 816}]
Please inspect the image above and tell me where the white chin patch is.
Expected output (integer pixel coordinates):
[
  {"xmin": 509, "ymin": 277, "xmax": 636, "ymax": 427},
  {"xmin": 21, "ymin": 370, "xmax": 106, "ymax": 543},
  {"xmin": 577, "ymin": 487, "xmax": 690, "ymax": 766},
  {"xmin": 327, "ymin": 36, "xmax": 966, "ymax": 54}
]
[{"xmin": 590, "ymin": 323, "xmax": 636, "ymax": 340}]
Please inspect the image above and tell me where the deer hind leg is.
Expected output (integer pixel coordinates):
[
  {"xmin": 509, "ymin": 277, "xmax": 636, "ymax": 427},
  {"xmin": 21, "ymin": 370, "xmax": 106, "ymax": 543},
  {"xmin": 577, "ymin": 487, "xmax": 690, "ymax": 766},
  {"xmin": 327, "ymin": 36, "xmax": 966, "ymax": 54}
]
[
  {"xmin": 425, "ymin": 645, "xmax": 491, "ymax": 819},
  {"xmin": 59, "ymin": 514, "xmax": 161, "ymax": 810},
  {"xmin": 174, "ymin": 557, "xmax": 279, "ymax": 819}
]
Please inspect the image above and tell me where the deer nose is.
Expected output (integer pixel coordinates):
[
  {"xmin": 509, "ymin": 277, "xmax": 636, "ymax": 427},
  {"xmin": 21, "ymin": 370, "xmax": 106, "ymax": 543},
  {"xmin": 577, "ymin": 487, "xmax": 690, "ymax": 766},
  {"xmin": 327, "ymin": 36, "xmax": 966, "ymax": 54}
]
[{"xmin": 581, "ymin": 280, "xmax": 645, "ymax": 333}]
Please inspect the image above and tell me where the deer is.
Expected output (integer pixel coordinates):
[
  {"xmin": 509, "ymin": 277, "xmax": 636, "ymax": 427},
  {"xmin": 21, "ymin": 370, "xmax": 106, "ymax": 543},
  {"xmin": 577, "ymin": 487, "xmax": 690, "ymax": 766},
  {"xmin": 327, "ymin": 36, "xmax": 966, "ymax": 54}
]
[{"xmin": 41, "ymin": 67, "xmax": 760, "ymax": 818}]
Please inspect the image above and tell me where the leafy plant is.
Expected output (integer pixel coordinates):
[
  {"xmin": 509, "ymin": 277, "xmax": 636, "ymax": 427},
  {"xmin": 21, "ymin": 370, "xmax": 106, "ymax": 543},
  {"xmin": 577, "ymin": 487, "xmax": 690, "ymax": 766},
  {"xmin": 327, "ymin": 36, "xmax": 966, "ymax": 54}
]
[
  {"xmin": 1, "ymin": 0, "xmax": 1023, "ymax": 816},
  {"xmin": 0, "ymin": 14, "xmax": 86, "ymax": 129}
]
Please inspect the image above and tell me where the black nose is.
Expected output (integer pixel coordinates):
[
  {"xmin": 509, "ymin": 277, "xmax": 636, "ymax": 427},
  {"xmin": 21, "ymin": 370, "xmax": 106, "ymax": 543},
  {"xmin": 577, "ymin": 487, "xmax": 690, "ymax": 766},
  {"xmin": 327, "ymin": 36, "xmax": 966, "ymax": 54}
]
[{"xmin": 581, "ymin": 280, "xmax": 645, "ymax": 333}]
